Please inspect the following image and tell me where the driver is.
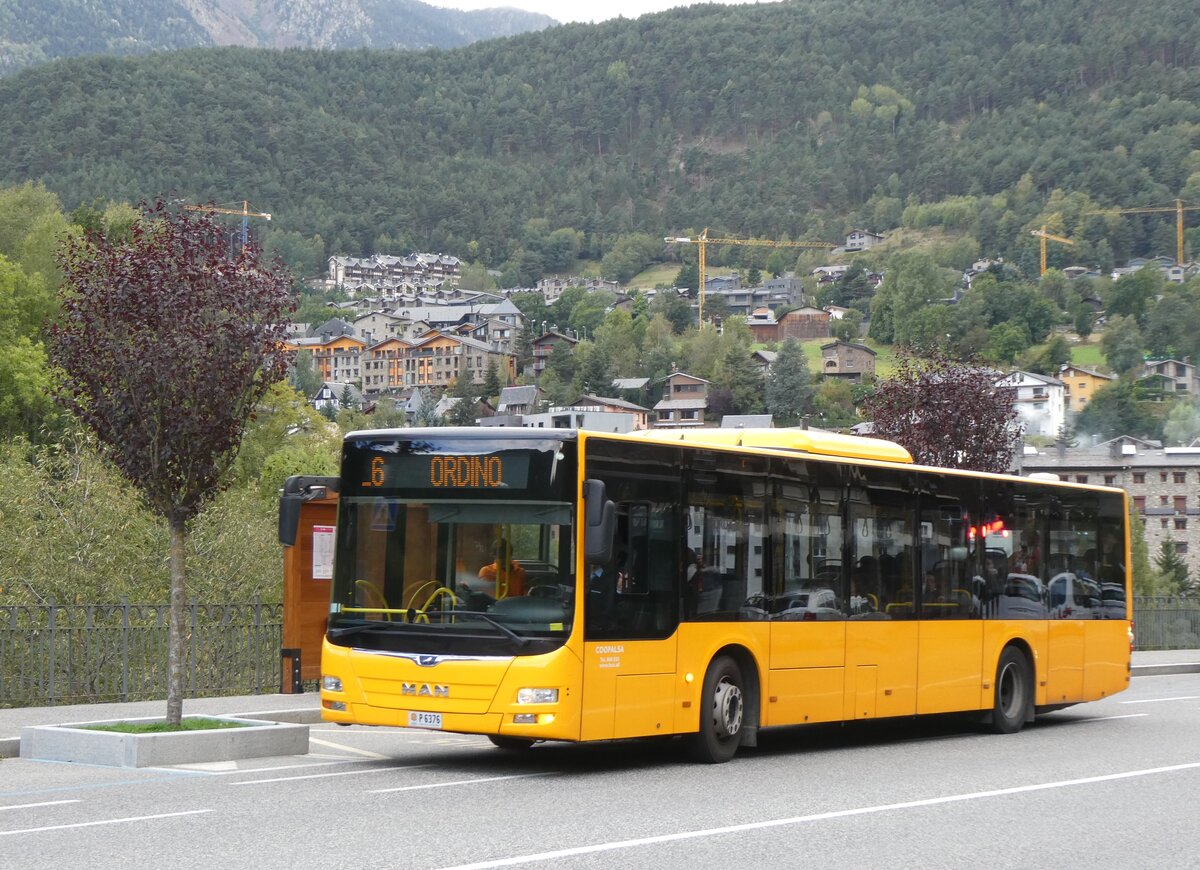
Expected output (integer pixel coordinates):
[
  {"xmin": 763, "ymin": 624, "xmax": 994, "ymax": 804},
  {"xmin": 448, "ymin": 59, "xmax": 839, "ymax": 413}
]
[{"xmin": 477, "ymin": 539, "xmax": 527, "ymax": 598}]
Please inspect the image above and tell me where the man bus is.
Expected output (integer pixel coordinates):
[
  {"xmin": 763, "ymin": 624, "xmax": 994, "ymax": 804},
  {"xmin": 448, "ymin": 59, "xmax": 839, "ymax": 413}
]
[{"xmin": 317, "ymin": 426, "xmax": 1131, "ymax": 762}]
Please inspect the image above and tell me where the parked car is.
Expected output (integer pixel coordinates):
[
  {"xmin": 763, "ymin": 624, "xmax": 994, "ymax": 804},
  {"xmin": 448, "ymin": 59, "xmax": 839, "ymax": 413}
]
[
  {"xmin": 1048, "ymin": 572, "xmax": 1101, "ymax": 619},
  {"xmin": 770, "ymin": 588, "xmax": 842, "ymax": 620},
  {"xmin": 995, "ymin": 573, "xmax": 1047, "ymax": 619}
]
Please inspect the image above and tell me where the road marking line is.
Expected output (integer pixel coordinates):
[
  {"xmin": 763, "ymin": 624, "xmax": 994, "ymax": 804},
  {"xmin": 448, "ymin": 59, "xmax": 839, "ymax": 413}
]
[
  {"xmin": 1120, "ymin": 695, "xmax": 1200, "ymax": 705},
  {"xmin": 309, "ymin": 736, "xmax": 391, "ymax": 759},
  {"xmin": 372, "ymin": 772, "xmax": 557, "ymax": 794},
  {"xmin": 0, "ymin": 809, "xmax": 211, "ymax": 837},
  {"xmin": 437, "ymin": 761, "xmax": 1200, "ymax": 870},
  {"xmin": 1080, "ymin": 714, "xmax": 1149, "ymax": 722},
  {"xmin": 0, "ymin": 800, "xmax": 80, "ymax": 812},
  {"xmin": 171, "ymin": 759, "xmax": 369, "ymax": 776},
  {"xmin": 230, "ymin": 763, "xmax": 431, "ymax": 785}
]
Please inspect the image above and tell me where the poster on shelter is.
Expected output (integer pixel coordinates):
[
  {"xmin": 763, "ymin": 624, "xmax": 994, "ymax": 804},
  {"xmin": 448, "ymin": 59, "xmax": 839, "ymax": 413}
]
[{"xmin": 312, "ymin": 525, "xmax": 335, "ymax": 580}]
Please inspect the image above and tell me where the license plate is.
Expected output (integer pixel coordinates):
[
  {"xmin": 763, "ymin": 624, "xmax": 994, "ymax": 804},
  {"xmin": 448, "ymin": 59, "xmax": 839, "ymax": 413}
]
[{"xmin": 408, "ymin": 711, "xmax": 443, "ymax": 729}]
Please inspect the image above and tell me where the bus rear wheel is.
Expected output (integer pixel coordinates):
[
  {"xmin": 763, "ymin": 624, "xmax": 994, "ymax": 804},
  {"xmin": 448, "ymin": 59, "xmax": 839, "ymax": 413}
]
[
  {"xmin": 687, "ymin": 655, "xmax": 744, "ymax": 763},
  {"xmin": 990, "ymin": 647, "xmax": 1032, "ymax": 734},
  {"xmin": 488, "ymin": 735, "xmax": 535, "ymax": 751}
]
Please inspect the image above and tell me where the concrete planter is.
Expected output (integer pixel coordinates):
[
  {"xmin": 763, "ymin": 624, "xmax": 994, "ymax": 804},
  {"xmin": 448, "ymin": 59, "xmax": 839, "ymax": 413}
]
[{"xmin": 20, "ymin": 715, "xmax": 309, "ymax": 768}]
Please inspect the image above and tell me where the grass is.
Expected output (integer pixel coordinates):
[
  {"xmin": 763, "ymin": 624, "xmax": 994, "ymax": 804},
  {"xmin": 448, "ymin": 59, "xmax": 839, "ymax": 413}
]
[
  {"xmin": 83, "ymin": 717, "xmax": 248, "ymax": 734},
  {"xmin": 627, "ymin": 262, "xmax": 678, "ymax": 289},
  {"xmin": 1070, "ymin": 341, "xmax": 1106, "ymax": 368}
]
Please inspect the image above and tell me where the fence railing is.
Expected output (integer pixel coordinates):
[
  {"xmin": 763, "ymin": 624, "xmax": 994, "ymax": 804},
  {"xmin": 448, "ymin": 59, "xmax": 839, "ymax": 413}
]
[
  {"xmin": 1132, "ymin": 596, "xmax": 1200, "ymax": 651},
  {"xmin": 1, "ymin": 596, "xmax": 1195, "ymax": 708},
  {"xmin": 0, "ymin": 599, "xmax": 282, "ymax": 708}
]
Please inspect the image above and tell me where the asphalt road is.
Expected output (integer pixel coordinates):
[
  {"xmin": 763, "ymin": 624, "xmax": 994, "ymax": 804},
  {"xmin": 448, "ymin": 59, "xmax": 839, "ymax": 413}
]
[{"xmin": 4, "ymin": 674, "xmax": 1200, "ymax": 869}]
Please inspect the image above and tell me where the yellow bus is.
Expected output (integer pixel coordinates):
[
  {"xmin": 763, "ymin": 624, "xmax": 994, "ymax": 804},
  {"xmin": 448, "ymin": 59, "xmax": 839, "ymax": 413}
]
[{"xmin": 319, "ymin": 426, "xmax": 1132, "ymax": 762}]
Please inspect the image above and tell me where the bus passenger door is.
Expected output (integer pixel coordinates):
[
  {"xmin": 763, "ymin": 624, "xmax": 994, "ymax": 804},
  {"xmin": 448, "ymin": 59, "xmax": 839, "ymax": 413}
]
[
  {"xmin": 844, "ymin": 484, "xmax": 919, "ymax": 720},
  {"xmin": 580, "ymin": 499, "xmax": 680, "ymax": 741}
]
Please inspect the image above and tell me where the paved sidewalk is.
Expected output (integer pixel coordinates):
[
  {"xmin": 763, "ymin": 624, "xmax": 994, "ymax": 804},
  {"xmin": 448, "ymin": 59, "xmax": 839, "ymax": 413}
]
[{"xmin": 2, "ymin": 650, "xmax": 1196, "ymax": 759}]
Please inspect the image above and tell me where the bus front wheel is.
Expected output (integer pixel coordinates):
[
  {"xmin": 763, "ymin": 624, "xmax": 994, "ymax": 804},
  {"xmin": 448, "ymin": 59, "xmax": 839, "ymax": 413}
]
[
  {"xmin": 687, "ymin": 655, "xmax": 744, "ymax": 763},
  {"xmin": 990, "ymin": 647, "xmax": 1032, "ymax": 734}
]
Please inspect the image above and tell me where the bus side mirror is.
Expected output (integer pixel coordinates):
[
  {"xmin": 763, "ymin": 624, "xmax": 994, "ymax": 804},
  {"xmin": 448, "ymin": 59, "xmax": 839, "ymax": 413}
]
[
  {"xmin": 583, "ymin": 478, "xmax": 616, "ymax": 564},
  {"xmin": 278, "ymin": 475, "xmax": 339, "ymax": 547}
]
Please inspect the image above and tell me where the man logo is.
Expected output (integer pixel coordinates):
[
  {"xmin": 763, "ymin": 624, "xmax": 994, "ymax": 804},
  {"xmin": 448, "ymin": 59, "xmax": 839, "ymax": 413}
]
[{"xmin": 401, "ymin": 683, "xmax": 450, "ymax": 697}]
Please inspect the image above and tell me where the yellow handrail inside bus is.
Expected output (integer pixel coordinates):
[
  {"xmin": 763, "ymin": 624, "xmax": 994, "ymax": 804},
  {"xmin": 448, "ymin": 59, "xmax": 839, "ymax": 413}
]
[
  {"xmin": 405, "ymin": 580, "xmax": 439, "ymax": 611},
  {"xmin": 355, "ymin": 580, "xmax": 392, "ymax": 621},
  {"xmin": 414, "ymin": 586, "xmax": 461, "ymax": 624}
]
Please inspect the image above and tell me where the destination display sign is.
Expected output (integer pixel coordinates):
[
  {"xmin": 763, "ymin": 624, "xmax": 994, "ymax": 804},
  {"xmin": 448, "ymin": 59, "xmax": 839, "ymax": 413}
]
[
  {"xmin": 358, "ymin": 452, "xmax": 530, "ymax": 491},
  {"xmin": 341, "ymin": 435, "xmax": 569, "ymax": 499}
]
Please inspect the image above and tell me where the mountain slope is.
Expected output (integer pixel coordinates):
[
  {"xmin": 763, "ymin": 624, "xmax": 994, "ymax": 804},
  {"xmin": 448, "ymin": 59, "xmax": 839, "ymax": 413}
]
[
  {"xmin": 1, "ymin": 0, "xmax": 1197, "ymax": 270},
  {"xmin": 0, "ymin": 0, "xmax": 555, "ymax": 74}
]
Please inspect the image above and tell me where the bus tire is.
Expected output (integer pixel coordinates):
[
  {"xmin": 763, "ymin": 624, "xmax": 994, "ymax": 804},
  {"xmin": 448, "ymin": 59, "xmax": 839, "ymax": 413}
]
[
  {"xmin": 488, "ymin": 735, "xmax": 535, "ymax": 751},
  {"xmin": 687, "ymin": 655, "xmax": 744, "ymax": 763},
  {"xmin": 990, "ymin": 646, "xmax": 1032, "ymax": 734}
]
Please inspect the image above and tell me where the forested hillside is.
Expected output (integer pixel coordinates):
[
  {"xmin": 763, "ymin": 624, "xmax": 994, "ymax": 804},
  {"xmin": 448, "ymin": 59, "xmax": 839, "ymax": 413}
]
[
  {"xmin": 1, "ymin": 0, "xmax": 1199, "ymax": 276},
  {"xmin": 0, "ymin": 0, "xmax": 555, "ymax": 75}
]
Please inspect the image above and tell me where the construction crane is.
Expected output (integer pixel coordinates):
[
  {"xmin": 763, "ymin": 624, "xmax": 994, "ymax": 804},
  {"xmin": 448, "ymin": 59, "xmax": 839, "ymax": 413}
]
[
  {"xmin": 1030, "ymin": 226, "xmax": 1074, "ymax": 276},
  {"xmin": 181, "ymin": 200, "xmax": 272, "ymax": 251},
  {"xmin": 1084, "ymin": 198, "xmax": 1200, "ymax": 265},
  {"xmin": 665, "ymin": 228, "xmax": 836, "ymax": 322}
]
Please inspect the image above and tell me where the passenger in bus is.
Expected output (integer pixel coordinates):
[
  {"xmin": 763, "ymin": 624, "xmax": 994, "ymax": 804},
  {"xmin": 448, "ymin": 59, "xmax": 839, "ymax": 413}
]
[
  {"xmin": 477, "ymin": 539, "xmax": 527, "ymax": 597},
  {"xmin": 922, "ymin": 570, "xmax": 944, "ymax": 603},
  {"xmin": 685, "ymin": 549, "xmax": 721, "ymax": 615},
  {"xmin": 849, "ymin": 569, "xmax": 877, "ymax": 614},
  {"xmin": 1014, "ymin": 534, "xmax": 1041, "ymax": 576}
]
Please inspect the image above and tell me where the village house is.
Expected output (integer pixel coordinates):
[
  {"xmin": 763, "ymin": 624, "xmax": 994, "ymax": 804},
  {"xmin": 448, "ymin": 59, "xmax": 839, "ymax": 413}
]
[
  {"xmin": 284, "ymin": 334, "xmax": 368, "ymax": 384},
  {"xmin": 653, "ymin": 372, "xmax": 710, "ymax": 428},
  {"xmin": 776, "ymin": 306, "xmax": 832, "ymax": 341},
  {"xmin": 1060, "ymin": 364, "xmax": 1117, "ymax": 414},
  {"xmin": 820, "ymin": 340, "xmax": 876, "ymax": 382},
  {"xmin": 328, "ymin": 253, "xmax": 462, "ymax": 293},
  {"xmin": 843, "ymin": 229, "xmax": 885, "ymax": 252},
  {"xmin": 995, "ymin": 370, "xmax": 1065, "ymax": 438},
  {"xmin": 403, "ymin": 330, "xmax": 515, "ymax": 390},
  {"xmin": 312, "ymin": 381, "xmax": 364, "ymax": 413},
  {"xmin": 531, "ymin": 329, "xmax": 579, "ymax": 379},
  {"xmin": 361, "ymin": 337, "xmax": 411, "ymax": 394},
  {"xmin": 1142, "ymin": 358, "xmax": 1200, "ymax": 399}
]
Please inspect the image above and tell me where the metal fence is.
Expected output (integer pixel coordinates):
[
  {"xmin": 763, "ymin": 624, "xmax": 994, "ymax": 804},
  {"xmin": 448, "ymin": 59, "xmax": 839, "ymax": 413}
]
[
  {"xmin": 1, "ymin": 597, "xmax": 1195, "ymax": 707},
  {"xmin": 0, "ymin": 599, "xmax": 282, "ymax": 708},
  {"xmin": 1133, "ymin": 597, "xmax": 1200, "ymax": 651}
]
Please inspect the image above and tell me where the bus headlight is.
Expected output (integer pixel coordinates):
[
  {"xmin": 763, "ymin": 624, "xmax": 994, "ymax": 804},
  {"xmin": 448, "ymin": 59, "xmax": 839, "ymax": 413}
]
[
  {"xmin": 517, "ymin": 688, "xmax": 558, "ymax": 704},
  {"xmin": 322, "ymin": 675, "xmax": 343, "ymax": 692}
]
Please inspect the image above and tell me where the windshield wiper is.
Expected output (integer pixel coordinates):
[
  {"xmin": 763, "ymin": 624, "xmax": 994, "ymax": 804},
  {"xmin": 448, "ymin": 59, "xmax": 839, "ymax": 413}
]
[{"xmin": 431, "ymin": 609, "xmax": 530, "ymax": 647}]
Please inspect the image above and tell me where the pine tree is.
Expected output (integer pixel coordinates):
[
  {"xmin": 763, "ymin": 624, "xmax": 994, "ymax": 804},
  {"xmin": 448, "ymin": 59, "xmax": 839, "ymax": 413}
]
[
  {"xmin": 482, "ymin": 360, "xmax": 502, "ymax": 400},
  {"xmin": 716, "ymin": 345, "xmax": 764, "ymax": 415},
  {"xmin": 1154, "ymin": 537, "xmax": 1191, "ymax": 594},
  {"xmin": 765, "ymin": 338, "xmax": 814, "ymax": 425},
  {"xmin": 447, "ymin": 397, "xmax": 478, "ymax": 426}
]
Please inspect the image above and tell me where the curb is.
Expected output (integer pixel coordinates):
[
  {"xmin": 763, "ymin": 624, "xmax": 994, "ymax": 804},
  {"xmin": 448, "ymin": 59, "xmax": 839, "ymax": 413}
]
[
  {"xmin": 0, "ymin": 707, "xmax": 322, "ymax": 761},
  {"xmin": 1132, "ymin": 663, "xmax": 1200, "ymax": 677}
]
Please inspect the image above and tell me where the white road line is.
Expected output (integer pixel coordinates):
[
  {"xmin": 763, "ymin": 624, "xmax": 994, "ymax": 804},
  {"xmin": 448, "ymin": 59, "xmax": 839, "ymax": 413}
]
[
  {"xmin": 0, "ymin": 809, "xmax": 211, "ymax": 838},
  {"xmin": 230, "ymin": 763, "xmax": 431, "ymax": 785},
  {"xmin": 1080, "ymin": 714, "xmax": 1149, "ymax": 722},
  {"xmin": 309, "ymin": 736, "xmax": 391, "ymax": 759},
  {"xmin": 437, "ymin": 761, "xmax": 1200, "ymax": 870},
  {"xmin": 1120, "ymin": 695, "xmax": 1200, "ymax": 705},
  {"xmin": 168, "ymin": 758, "xmax": 364, "ymax": 772},
  {"xmin": 371, "ymin": 772, "xmax": 557, "ymax": 794},
  {"xmin": 0, "ymin": 800, "xmax": 80, "ymax": 812}
]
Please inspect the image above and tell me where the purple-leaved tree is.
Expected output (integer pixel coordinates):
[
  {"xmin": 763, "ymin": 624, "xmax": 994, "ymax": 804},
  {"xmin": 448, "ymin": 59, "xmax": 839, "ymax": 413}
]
[
  {"xmin": 50, "ymin": 200, "xmax": 293, "ymax": 724},
  {"xmin": 861, "ymin": 346, "xmax": 1017, "ymax": 474}
]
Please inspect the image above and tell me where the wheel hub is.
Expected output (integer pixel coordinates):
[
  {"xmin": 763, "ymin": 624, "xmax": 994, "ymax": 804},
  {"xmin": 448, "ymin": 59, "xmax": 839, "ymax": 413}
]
[{"xmin": 711, "ymin": 677, "xmax": 743, "ymax": 739}]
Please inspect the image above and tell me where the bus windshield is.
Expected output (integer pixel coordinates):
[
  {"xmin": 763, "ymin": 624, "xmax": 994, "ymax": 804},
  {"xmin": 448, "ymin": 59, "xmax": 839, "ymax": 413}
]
[{"xmin": 327, "ymin": 432, "xmax": 577, "ymax": 656}]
